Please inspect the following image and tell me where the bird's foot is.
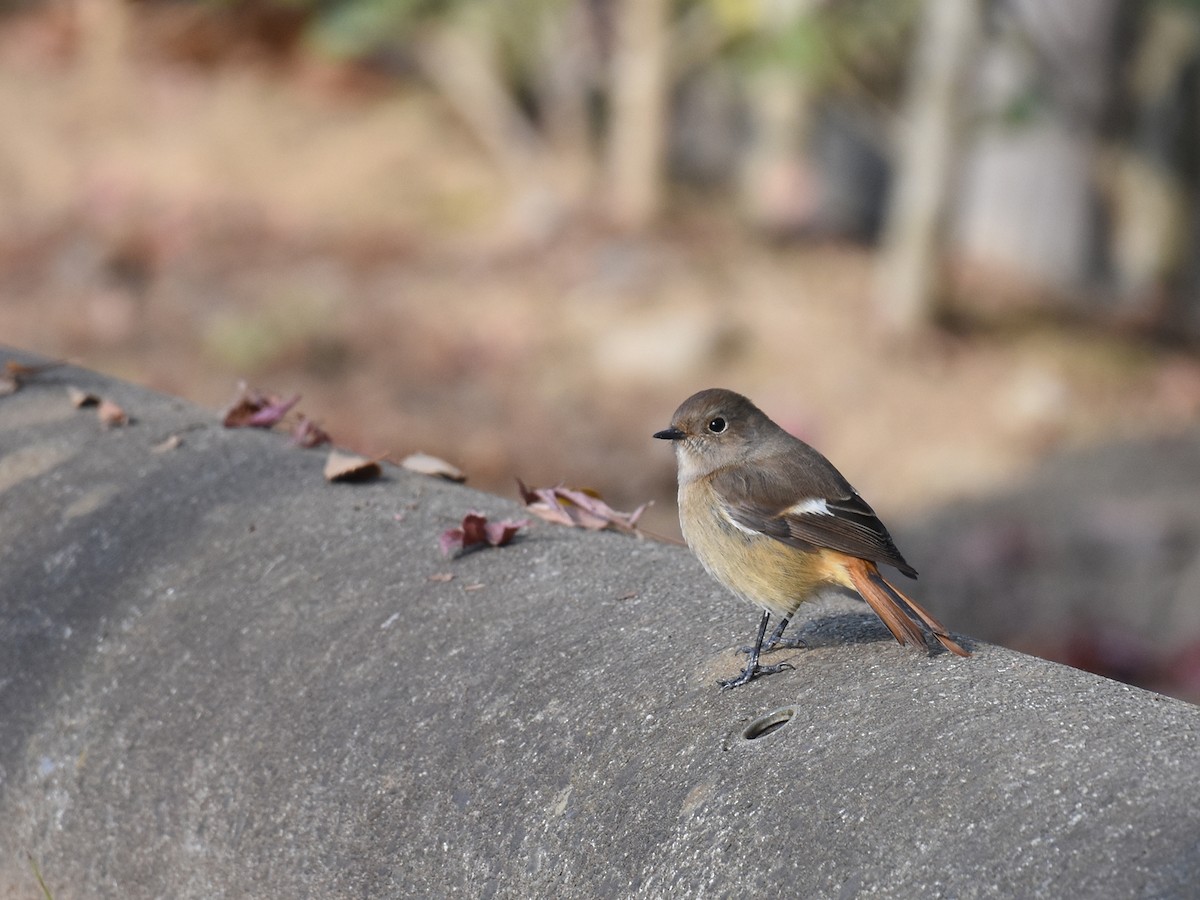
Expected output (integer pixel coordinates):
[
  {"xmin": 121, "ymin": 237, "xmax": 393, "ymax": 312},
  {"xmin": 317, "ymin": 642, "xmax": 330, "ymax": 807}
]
[{"xmin": 718, "ymin": 661, "xmax": 794, "ymax": 690}]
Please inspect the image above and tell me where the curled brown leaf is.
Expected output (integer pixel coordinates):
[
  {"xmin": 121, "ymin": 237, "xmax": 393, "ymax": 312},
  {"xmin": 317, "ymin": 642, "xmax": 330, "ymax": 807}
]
[
  {"xmin": 292, "ymin": 416, "xmax": 332, "ymax": 448},
  {"xmin": 67, "ymin": 386, "xmax": 100, "ymax": 408},
  {"xmin": 1, "ymin": 360, "xmax": 63, "ymax": 396},
  {"xmin": 223, "ymin": 382, "xmax": 300, "ymax": 429},
  {"xmin": 439, "ymin": 511, "xmax": 530, "ymax": 557},
  {"xmin": 517, "ymin": 479, "xmax": 648, "ymax": 535},
  {"xmin": 97, "ymin": 399, "xmax": 129, "ymax": 427},
  {"xmin": 324, "ymin": 449, "xmax": 382, "ymax": 483},
  {"xmin": 401, "ymin": 451, "xmax": 466, "ymax": 482}
]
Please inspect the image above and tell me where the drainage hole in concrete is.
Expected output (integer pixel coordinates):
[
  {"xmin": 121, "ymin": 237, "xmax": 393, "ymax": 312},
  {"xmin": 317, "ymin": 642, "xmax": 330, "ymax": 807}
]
[{"xmin": 742, "ymin": 706, "xmax": 795, "ymax": 741}]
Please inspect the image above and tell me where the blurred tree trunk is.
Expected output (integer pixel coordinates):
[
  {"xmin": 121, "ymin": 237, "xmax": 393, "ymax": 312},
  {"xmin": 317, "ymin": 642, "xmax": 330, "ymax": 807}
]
[
  {"xmin": 951, "ymin": 0, "xmax": 1124, "ymax": 304},
  {"xmin": 605, "ymin": 0, "xmax": 670, "ymax": 230},
  {"xmin": 414, "ymin": 23, "xmax": 541, "ymax": 180},
  {"xmin": 736, "ymin": 0, "xmax": 821, "ymax": 237},
  {"xmin": 534, "ymin": 0, "xmax": 602, "ymax": 206},
  {"xmin": 737, "ymin": 70, "xmax": 816, "ymax": 235},
  {"xmin": 1105, "ymin": 4, "xmax": 1197, "ymax": 334},
  {"xmin": 412, "ymin": 16, "xmax": 562, "ymax": 241},
  {"xmin": 871, "ymin": 0, "xmax": 982, "ymax": 336}
]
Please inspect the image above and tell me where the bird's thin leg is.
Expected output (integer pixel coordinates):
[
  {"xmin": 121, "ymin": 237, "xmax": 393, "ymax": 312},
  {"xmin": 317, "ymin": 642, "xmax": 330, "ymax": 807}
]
[
  {"xmin": 741, "ymin": 615, "xmax": 807, "ymax": 653},
  {"xmin": 764, "ymin": 615, "xmax": 790, "ymax": 649},
  {"xmin": 720, "ymin": 610, "xmax": 794, "ymax": 689}
]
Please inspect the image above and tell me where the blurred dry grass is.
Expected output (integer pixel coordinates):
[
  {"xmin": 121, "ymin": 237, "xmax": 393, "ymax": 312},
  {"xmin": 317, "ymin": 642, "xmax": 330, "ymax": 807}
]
[{"xmin": 3, "ymin": 4, "xmax": 1200, "ymax": 548}]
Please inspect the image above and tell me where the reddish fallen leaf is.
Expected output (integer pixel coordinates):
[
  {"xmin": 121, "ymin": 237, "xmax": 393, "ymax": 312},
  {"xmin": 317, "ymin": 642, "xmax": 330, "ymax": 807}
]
[
  {"xmin": 292, "ymin": 416, "xmax": 332, "ymax": 448},
  {"xmin": 223, "ymin": 403, "xmax": 259, "ymax": 427},
  {"xmin": 245, "ymin": 394, "xmax": 299, "ymax": 427},
  {"xmin": 97, "ymin": 399, "xmax": 129, "ymax": 427},
  {"xmin": 324, "ymin": 449, "xmax": 382, "ymax": 483},
  {"xmin": 439, "ymin": 511, "xmax": 529, "ymax": 557},
  {"xmin": 67, "ymin": 386, "xmax": 100, "ymax": 408},
  {"xmin": 223, "ymin": 382, "xmax": 300, "ymax": 429},
  {"xmin": 401, "ymin": 451, "xmax": 466, "ymax": 483},
  {"xmin": 428, "ymin": 572, "xmax": 455, "ymax": 583},
  {"xmin": 517, "ymin": 479, "xmax": 648, "ymax": 535}
]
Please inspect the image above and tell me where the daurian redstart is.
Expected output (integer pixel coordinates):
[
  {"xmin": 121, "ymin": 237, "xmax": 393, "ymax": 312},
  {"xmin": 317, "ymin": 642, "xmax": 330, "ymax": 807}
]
[{"xmin": 655, "ymin": 388, "xmax": 969, "ymax": 688}]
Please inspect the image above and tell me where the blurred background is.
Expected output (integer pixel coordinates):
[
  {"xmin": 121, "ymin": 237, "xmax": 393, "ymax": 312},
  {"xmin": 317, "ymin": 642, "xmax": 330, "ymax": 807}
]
[{"xmin": 3, "ymin": 0, "xmax": 1200, "ymax": 699}]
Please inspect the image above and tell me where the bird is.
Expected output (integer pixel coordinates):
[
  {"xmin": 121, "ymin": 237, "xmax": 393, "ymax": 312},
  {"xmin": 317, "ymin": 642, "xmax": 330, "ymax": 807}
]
[{"xmin": 654, "ymin": 388, "xmax": 969, "ymax": 688}]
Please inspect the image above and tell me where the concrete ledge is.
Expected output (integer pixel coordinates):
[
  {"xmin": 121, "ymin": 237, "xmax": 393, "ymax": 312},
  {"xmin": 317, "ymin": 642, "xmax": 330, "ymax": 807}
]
[{"xmin": 2, "ymin": 348, "xmax": 1199, "ymax": 898}]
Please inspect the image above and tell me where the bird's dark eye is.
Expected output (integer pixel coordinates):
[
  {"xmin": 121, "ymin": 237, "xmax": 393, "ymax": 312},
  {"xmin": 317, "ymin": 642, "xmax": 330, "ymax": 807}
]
[{"xmin": 708, "ymin": 417, "xmax": 727, "ymax": 434}]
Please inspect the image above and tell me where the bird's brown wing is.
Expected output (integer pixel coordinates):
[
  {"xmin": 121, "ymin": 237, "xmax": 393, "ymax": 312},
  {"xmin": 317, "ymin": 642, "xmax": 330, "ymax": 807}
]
[{"xmin": 710, "ymin": 445, "xmax": 918, "ymax": 578}]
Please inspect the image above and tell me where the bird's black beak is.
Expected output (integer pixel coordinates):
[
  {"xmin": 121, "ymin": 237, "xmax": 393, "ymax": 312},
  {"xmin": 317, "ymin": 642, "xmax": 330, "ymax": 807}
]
[{"xmin": 654, "ymin": 426, "xmax": 685, "ymax": 441}]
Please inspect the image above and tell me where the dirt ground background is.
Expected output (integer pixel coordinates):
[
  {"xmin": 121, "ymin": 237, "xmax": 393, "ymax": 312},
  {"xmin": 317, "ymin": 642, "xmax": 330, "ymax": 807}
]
[{"xmin": 4, "ymin": 9, "xmax": 1200, "ymax": 696}]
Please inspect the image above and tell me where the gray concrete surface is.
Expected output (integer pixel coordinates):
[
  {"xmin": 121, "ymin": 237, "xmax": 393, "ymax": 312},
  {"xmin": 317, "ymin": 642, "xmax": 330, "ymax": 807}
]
[{"xmin": 2, "ymin": 347, "xmax": 1199, "ymax": 899}]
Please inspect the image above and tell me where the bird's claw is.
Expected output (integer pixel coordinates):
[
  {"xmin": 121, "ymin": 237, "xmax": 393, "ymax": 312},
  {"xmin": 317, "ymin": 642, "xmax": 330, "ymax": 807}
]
[{"xmin": 718, "ymin": 661, "xmax": 794, "ymax": 689}]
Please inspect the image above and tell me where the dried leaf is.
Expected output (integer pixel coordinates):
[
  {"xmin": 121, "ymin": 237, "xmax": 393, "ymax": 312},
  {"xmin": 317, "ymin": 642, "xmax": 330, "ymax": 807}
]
[
  {"xmin": 224, "ymin": 403, "xmax": 259, "ymax": 427},
  {"xmin": 245, "ymin": 394, "xmax": 300, "ymax": 427},
  {"xmin": 67, "ymin": 386, "xmax": 100, "ymax": 407},
  {"xmin": 428, "ymin": 572, "xmax": 455, "ymax": 583},
  {"xmin": 484, "ymin": 518, "xmax": 527, "ymax": 546},
  {"xmin": 1, "ymin": 360, "xmax": 62, "ymax": 396},
  {"xmin": 6, "ymin": 360, "xmax": 56, "ymax": 377},
  {"xmin": 401, "ymin": 451, "xmax": 466, "ymax": 482},
  {"xmin": 324, "ymin": 449, "xmax": 382, "ymax": 483},
  {"xmin": 517, "ymin": 479, "xmax": 649, "ymax": 535},
  {"xmin": 97, "ymin": 399, "xmax": 129, "ymax": 427},
  {"xmin": 292, "ymin": 416, "xmax": 332, "ymax": 448},
  {"xmin": 439, "ymin": 511, "xmax": 529, "ymax": 557},
  {"xmin": 152, "ymin": 434, "xmax": 183, "ymax": 453},
  {"xmin": 9, "ymin": 360, "xmax": 61, "ymax": 382},
  {"xmin": 222, "ymin": 382, "xmax": 300, "ymax": 429}
]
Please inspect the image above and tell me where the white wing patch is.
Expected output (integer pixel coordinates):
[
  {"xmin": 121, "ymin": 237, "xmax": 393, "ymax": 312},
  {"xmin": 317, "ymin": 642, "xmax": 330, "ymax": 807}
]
[
  {"xmin": 717, "ymin": 503, "xmax": 762, "ymax": 536},
  {"xmin": 785, "ymin": 497, "xmax": 832, "ymax": 517}
]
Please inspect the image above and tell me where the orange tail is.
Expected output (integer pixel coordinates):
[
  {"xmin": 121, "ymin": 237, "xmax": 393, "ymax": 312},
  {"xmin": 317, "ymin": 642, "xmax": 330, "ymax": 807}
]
[{"xmin": 845, "ymin": 559, "xmax": 970, "ymax": 658}]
